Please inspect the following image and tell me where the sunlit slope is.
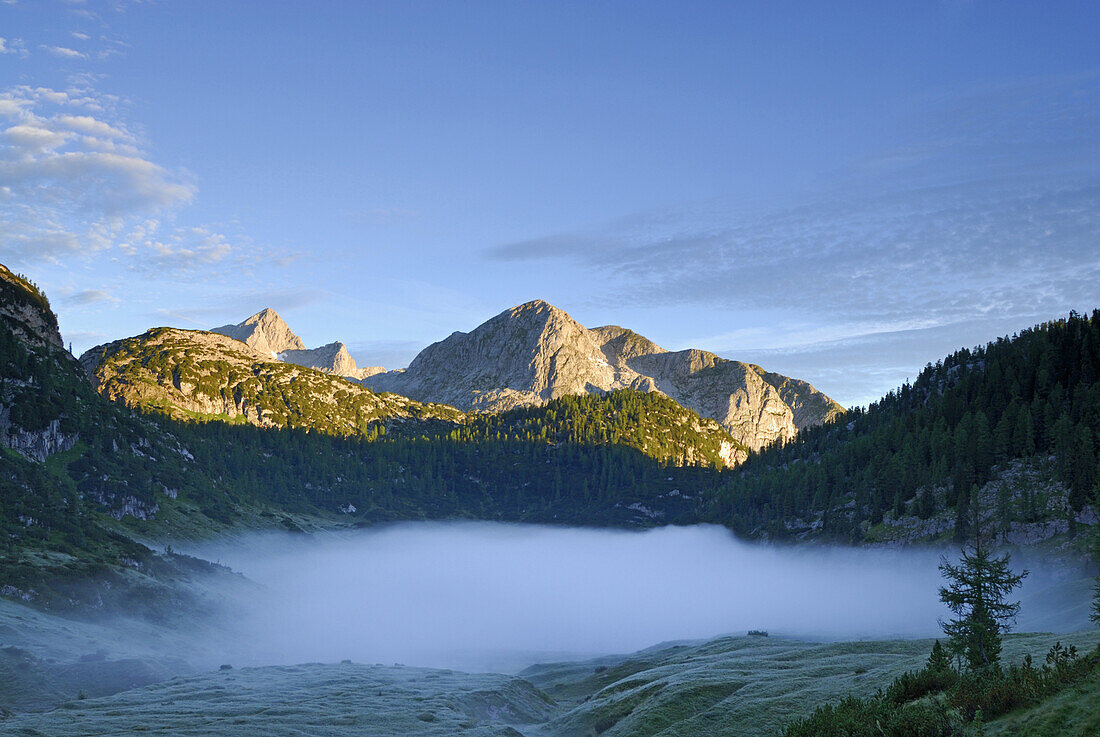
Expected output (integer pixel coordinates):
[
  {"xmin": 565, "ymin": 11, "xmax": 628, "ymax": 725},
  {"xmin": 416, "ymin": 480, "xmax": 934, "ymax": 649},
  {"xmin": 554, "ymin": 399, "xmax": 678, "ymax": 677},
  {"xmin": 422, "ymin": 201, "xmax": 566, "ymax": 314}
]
[
  {"xmin": 7, "ymin": 632, "xmax": 1098, "ymax": 737},
  {"xmin": 81, "ymin": 324, "xmax": 750, "ymax": 469},
  {"xmin": 363, "ymin": 300, "xmax": 844, "ymax": 453},
  {"xmin": 80, "ymin": 326, "xmax": 465, "ymax": 433}
]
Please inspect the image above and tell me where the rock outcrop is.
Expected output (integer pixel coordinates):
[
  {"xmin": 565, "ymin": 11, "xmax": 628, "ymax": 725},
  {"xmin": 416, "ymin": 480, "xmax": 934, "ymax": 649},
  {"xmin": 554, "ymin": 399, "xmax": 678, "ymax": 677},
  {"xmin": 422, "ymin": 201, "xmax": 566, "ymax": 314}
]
[
  {"xmin": 0, "ymin": 413, "xmax": 76, "ymax": 462},
  {"xmin": 280, "ymin": 342, "xmax": 385, "ymax": 381},
  {"xmin": 364, "ymin": 300, "xmax": 844, "ymax": 452}
]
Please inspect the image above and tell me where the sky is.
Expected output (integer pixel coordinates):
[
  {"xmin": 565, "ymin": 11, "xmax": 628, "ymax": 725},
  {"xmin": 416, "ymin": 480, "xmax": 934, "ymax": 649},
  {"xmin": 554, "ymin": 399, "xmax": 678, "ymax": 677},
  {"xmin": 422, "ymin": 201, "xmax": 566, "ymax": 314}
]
[{"xmin": 1, "ymin": 1, "xmax": 1098, "ymax": 407}]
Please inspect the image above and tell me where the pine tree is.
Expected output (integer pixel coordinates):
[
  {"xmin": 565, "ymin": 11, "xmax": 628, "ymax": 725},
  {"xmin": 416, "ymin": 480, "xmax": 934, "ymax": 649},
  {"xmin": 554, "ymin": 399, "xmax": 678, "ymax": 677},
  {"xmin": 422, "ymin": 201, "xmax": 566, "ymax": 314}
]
[
  {"xmin": 938, "ymin": 539, "xmax": 1028, "ymax": 670},
  {"xmin": 927, "ymin": 639, "xmax": 951, "ymax": 673}
]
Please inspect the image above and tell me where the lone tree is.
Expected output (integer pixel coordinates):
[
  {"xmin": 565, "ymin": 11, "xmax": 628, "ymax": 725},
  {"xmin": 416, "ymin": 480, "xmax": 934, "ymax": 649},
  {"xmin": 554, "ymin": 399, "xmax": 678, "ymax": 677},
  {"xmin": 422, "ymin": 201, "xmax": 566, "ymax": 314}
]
[{"xmin": 939, "ymin": 540, "xmax": 1028, "ymax": 670}]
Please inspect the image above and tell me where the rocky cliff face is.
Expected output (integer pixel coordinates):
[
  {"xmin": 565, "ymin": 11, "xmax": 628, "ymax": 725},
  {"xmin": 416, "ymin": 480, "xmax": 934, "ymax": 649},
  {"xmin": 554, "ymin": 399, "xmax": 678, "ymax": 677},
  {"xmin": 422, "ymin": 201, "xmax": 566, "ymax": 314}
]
[
  {"xmin": 364, "ymin": 300, "xmax": 844, "ymax": 452},
  {"xmin": 0, "ymin": 265, "xmax": 63, "ymax": 350},
  {"xmin": 212, "ymin": 309, "xmax": 382, "ymax": 379},
  {"xmin": 366, "ymin": 301, "xmax": 621, "ymax": 411},
  {"xmin": 280, "ymin": 342, "xmax": 385, "ymax": 381},
  {"xmin": 80, "ymin": 328, "xmax": 463, "ymax": 434},
  {"xmin": 0, "ymin": 412, "xmax": 77, "ymax": 462},
  {"xmin": 0, "ymin": 265, "xmax": 79, "ymax": 462}
]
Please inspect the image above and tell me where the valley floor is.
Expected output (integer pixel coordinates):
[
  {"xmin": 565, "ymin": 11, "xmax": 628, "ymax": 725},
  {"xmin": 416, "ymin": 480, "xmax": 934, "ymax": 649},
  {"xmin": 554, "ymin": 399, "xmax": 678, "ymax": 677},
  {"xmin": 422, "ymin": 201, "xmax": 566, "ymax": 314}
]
[{"xmin": 2, "ymin": 607, "xmax": 1098, "ymax": 737}]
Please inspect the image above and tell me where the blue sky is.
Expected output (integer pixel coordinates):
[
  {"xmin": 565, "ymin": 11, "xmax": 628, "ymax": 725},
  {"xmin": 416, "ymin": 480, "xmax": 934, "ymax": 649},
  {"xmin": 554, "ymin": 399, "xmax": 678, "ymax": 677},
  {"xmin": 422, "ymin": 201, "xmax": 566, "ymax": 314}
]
[{"xmin": 1, "ymin": 1, "xmax": 1098, "ymax": 406}]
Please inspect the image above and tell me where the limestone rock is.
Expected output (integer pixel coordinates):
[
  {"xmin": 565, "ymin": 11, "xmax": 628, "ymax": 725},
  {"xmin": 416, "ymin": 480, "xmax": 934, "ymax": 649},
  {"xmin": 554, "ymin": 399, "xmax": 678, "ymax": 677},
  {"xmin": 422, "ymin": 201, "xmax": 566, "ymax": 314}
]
[
  {"xmin": 280, "ymin": 341, "xmax": 385, "ymax": 380},
  {"xmin": 0, "ymin": 413, "xmax": 76, "ymax": 462}
]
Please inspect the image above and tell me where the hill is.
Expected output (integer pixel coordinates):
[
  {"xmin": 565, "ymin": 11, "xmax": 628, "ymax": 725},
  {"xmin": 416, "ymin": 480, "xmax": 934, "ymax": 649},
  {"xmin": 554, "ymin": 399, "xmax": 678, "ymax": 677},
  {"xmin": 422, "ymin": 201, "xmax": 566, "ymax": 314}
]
[
  {"xmin": 708, "ymin": 311, "xmax": 1100, "ymax": 547},
  {"xmin": 80, "ymin": 326, "xmax": 464, "ymax": 433}
]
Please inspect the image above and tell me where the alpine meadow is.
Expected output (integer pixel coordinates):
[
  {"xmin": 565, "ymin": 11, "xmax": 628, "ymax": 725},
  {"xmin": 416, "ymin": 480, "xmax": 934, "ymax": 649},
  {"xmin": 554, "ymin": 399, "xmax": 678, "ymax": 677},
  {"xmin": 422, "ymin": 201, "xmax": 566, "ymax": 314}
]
[{"xmin": 2, "ymin": 2, "xmax": 1100, "ymax": 736}]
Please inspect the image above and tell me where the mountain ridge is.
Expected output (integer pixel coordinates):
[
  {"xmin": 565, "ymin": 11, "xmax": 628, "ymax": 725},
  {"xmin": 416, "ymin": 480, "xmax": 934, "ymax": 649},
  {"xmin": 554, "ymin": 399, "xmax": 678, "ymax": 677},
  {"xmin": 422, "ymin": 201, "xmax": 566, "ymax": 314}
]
[
  {"xmin": 80, "ymin": 326, "xmax": 463, "ymax": 434},
  {"xmin": 211, "ymin": 308, "xmax": 383, "ymax": 380}
]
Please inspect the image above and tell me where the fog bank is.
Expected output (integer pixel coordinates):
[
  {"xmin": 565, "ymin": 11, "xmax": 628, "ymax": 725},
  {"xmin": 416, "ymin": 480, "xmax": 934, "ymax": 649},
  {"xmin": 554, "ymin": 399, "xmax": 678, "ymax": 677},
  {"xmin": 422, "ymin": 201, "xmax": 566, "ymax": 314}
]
[{"xmin": 193, "ymin": 523, "xmax": 1017, "ymax": 671}]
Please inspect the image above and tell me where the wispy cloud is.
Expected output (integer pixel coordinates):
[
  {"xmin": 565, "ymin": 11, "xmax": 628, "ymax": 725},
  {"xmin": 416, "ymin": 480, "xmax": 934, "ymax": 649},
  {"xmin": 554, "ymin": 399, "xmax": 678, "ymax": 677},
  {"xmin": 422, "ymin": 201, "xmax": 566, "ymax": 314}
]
[
  {"xmin": 0, "ymin": 37, "xmax": 28, "ymax": 57},
  {"xmin": 0, "ymin": 84, "xmax": 255, "ymax": 276},
  {"xmin": 487, "ymin": 73, "xmax": 1100, "ymax": 345},
  {"xmin": 68, "ymin": 288, "xmax": 118, "ymax": 305},
  {"xmin": 40, "ymin": 45, "xmax": 86, "ymax": 59}
]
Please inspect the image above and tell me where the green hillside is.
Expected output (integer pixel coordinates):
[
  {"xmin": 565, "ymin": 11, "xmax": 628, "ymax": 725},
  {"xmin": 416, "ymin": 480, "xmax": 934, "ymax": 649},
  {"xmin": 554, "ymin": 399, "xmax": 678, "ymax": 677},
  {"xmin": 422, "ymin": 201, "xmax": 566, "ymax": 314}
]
[{"xmin": 709, "ymin": 311, "xmax": 1100, "ymax": 545}]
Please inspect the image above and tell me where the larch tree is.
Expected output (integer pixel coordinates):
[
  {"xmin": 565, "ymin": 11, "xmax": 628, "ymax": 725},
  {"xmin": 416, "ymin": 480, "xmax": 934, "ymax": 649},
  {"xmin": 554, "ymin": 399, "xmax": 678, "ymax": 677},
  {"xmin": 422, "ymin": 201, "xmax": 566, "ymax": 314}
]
[{"xmin": 938, "ymin": 538, "xmax": 1028, "ymax": 670}]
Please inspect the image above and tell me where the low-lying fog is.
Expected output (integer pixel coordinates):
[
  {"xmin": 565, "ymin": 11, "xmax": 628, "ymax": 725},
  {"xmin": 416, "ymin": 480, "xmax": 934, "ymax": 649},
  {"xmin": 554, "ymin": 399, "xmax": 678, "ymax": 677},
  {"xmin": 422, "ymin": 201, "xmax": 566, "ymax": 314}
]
[{"xmin": 189, "ymin": 523, "xmax": 1090, "ymax": 673}]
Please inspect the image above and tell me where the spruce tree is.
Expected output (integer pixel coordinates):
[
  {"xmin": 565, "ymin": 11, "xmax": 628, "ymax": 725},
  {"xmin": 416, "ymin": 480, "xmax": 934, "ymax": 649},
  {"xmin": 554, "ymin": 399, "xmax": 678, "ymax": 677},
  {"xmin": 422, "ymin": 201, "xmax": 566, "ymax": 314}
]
[
  {"xmin": 926, "ymin": 639, "xmax": 951, "ymax": 673},
  {"xmin": 938, "ymin": 538, "xmax": 1028, "ymax": 670}
]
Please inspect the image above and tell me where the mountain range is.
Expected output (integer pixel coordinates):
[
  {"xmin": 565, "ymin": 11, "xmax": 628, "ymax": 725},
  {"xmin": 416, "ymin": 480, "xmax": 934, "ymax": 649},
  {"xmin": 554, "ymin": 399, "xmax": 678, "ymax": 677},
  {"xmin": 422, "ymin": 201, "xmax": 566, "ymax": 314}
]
[
  {"xmin": 2, "ymin": 259, "xmax": 1099, "ymax": 616},
  {"xmin": 83, "ymin": 300, "xmax": 843, "ymax": 458}
]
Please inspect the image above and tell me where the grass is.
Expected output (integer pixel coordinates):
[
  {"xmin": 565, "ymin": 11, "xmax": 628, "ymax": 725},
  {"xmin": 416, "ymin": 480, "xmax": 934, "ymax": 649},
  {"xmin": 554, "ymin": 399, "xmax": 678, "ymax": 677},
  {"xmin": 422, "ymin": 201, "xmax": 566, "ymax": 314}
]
[
  {"xmin": 1, "ymin": 596, "xmax": 1097, "ymax": 736},
  {"xmin": 985, "ymin": 667, "xmax": 1100, "ymax": 736}
]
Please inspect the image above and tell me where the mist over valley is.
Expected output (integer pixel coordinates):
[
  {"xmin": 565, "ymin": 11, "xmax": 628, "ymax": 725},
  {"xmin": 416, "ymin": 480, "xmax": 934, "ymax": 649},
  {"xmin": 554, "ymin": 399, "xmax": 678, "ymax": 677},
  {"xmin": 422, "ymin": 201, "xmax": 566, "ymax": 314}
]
[{"xmin": 2, "ymin": 2, "xmax": 1100, "ymax": 734}]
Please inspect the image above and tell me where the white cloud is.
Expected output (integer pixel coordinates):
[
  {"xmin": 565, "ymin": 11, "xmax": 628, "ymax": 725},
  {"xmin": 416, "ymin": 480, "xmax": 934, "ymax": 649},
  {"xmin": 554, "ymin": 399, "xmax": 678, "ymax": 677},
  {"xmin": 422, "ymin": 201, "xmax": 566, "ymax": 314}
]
[
  {"xmin": 125, "ymin": 225, "xmax": 235, "ymax": 271},
  {"xmin": 0, "ymin": 37, "xmax": 28, "ymax": 57},
  {"xmin": 0, "ymin": 85, "xmax": 240, "ymax": 274},
  {"xmin": 52, "ymin": 113, "xmax": 134, "ymax": 141},
  {"xmin": 69, "ymin": 288, "xmax": 118, "ymax": 305},
  {"xmin": 40, "ymin": 45, "xmax": 87, "ymax": 59},
  {"xmin": 3, "ymin": 123, "xmax": 70, "ymax": 152}
]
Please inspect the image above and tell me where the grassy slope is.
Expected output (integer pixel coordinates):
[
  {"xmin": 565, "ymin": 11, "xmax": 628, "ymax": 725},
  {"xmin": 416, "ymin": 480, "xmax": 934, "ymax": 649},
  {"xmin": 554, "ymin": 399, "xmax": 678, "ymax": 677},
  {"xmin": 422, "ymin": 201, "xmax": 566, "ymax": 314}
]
[
  {"xmin": 522, "ymin": 631, "xmax": 1100, "ymax": 737},
  {"xmin": 6, "ymin": 626, "xmax": 1098, "ymax": 736},
  {"xmin": 3, "ymin": 662, "xmax": 555, "ymax": 736},
  {"xmin": 82, "ymin": 326, "xmax": 465, "ymax": 433},
  {"xmin": 986, "ymin": 667, "xmax": 1100, "ymax": 736}
]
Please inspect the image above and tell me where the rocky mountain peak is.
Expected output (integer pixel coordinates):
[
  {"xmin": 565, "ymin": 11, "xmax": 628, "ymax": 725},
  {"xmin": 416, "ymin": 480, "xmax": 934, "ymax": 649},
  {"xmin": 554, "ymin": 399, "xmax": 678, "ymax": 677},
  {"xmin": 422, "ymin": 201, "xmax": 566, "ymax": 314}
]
[
  {"xmin": 364, "ymin": 299, "xmax": 845, "ymax": 452},
  {"xmin": 280, "ymin": 341, "xmax": 385, "ymax": 381},
  {"xmin": 212, "ymin": 308, "xmax": 305, "ymax": 358},
  {"xmin": 211, "ymin": 309, "xmax": 383, "ymax": 380}
]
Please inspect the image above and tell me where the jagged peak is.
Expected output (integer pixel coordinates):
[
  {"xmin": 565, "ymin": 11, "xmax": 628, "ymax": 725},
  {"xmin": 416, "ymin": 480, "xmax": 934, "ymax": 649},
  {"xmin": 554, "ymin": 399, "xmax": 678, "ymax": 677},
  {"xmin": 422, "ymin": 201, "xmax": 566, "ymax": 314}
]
[
  {"xmin": 211, "ymin": 307, "xmax": 305, "ymax": 355},
  {"xmin": 511, "ymin": 299, "xmax": 555, "ymax": 311},
  {"xmin": 243, "ymin": 307, "xmax": 285, "ymax": 324},
  {"xmin": 498, "ymin": 299, "xmax": 576, "ymax": 324}
]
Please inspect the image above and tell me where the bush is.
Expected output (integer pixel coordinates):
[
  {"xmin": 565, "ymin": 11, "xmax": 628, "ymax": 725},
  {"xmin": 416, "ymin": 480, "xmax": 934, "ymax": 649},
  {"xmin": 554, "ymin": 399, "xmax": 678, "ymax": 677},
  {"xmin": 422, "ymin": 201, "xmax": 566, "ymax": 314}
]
[
  {"xmin": 884, "ymin": 665, "xmax": 957, "ymax": 706},
  {"xmin": 783, "ymin": 641, "xmax": 1100, "ymax": 737}
]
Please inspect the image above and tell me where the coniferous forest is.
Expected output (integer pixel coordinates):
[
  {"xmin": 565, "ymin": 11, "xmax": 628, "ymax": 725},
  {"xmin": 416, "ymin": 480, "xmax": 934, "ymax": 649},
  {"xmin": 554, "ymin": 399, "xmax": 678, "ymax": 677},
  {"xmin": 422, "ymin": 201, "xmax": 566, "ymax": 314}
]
[{"xmin": 708, "ymin": 311, "xmax": 1100, "ymax": 542}]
